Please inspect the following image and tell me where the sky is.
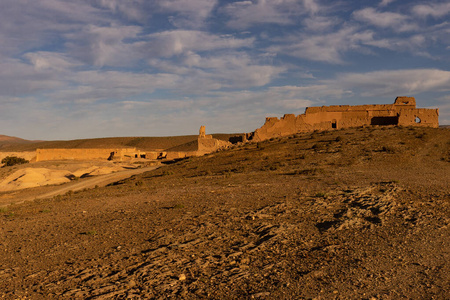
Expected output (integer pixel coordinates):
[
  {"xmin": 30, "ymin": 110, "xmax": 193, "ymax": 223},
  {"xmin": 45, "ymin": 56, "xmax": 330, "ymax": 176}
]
[{"xmin": 0, "ymin": 0, "xmax": 449, "ymax": 140}]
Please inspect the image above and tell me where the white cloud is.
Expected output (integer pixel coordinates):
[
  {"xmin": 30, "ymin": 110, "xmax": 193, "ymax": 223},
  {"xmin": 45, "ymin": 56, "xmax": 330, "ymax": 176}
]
[
  {"xmin": 412, "ymin": 3, "xmax": 450, "ymax": 19},
  {"xmin": 65, "ymin": 28, "xmax": 254, "ymax": 67},
  {"xmin": 149, "ymin": 51, "xmax": 285, "ymax": 90},
  {"xmin": 0, "ymin": 0, "xmax": 109, "ymax": 57},
  {"xmin": 93, "ymin": 0, "xmax": 147, "ymax": 22},
  {"xmin": 332, "ymin": 69, "xmax": 450, "ymax": 97},
  {"xmin": 141, "ymin": 30, "xmax": 254, "ymax": 58},
  {"xmin": 156, "ymin": 0, "xmax": 218, "ymax": 28},
  {"xmin": 379, "ymin": 0, "xmax": 395, "ymax": 7},
  {"xmin": 353, "ymin": 8, "xmax": 417, "ymax": 32},
  {"xmin": 303, "ymin": 0, "xmax": 320, "ymax": 14},
  {"xmin": 363, "ymin": 34, "xmax": 427, "ymax": 54},
  {"xmin": 436, "ymin": 96, "xmax": 450, "ymax": 125},
  {"xmin": 0, "ymin": 58, "xmax": 66, "ymax": 96},
  {"xmin": 222, "ymin": 0, "xmax": 316, "ymax": 29},
  {"xmin": 271, "ymin": 26, "xmax": 375, "ymax": 64},
  {"xmin": 303, "ymin": 16, "xmax": 338, "ymax": 32},
  {"xmin": 24, "ymin": 52, "xmax": 81, "ymax": 72},
  {"xmin": 65, "ymin": 25, "xmax": 143, "ymax": 67}
]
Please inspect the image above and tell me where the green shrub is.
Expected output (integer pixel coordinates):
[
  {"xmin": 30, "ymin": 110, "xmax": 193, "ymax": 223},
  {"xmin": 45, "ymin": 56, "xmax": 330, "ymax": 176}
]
[{"xmin": 1, "ymin": 156, "xmax": 29, "ymax": 167}]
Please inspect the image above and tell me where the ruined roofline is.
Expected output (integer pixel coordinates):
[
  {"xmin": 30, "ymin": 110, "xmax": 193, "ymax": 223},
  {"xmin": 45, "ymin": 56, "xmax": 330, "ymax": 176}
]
[
  {"xmin": 264, "ymin": 97, "xmax": 417, "ymax": 121},
  {"xmin": 304, "ymin": 96, "xmax": 416, "ymax": 115}
]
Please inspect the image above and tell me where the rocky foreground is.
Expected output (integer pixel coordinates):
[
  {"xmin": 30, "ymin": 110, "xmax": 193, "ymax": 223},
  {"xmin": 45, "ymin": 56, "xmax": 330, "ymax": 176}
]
[{"xmin": 0, "ymin": 126, "xmax": 449, "ymax": 299}]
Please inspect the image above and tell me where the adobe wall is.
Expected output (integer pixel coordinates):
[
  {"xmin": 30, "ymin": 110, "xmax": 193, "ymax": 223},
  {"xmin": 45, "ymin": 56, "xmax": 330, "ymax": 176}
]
[
  {"xmin": 35, "ymin": 148, "xmax": 137, "ymax": 162},
  {"xmin": 166, "ymin": 151, "xmax": 199, "ymax": 160},
  {"xmin": 251, "ymin": 97, "xmax": 439, "ymax": 141}
]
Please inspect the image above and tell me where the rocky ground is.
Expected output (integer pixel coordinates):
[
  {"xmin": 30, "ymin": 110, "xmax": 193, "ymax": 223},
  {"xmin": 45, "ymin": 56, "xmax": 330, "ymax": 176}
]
[{"xmin": 0, "ymin": 126, "xmax": 449, "ymax": 299}]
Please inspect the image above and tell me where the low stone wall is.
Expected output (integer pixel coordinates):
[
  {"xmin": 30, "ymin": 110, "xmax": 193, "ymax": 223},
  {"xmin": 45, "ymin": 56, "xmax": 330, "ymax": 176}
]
[
  {"xmin": 36, "ymin": 148, "xmax": 137, "ymax": 162},
  {"xmin": 166, "ymin": 151, "xmax": 199, "ymax": 160}
]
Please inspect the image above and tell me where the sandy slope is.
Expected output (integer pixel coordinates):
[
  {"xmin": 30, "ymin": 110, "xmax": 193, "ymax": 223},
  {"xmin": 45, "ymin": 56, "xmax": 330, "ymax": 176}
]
[{"xmin": 0, "ymin": 165, "xmax": 136, "ymax": 192}]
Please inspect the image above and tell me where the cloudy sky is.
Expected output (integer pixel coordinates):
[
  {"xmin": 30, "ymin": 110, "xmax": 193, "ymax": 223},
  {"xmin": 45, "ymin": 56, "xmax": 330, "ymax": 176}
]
[{"xmin": 1, "ymin": 0, "xmax": 449, "ymax": 140}]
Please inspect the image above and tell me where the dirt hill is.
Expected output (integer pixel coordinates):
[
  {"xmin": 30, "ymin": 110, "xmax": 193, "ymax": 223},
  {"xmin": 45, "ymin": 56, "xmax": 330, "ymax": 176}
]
[
  {"xmin": 0, "ymin": 126, "xmax": 449, "ymax": 299},
  {"xmin": 0, "ymin": 135, "xmax": 37, "ymax": 148}
]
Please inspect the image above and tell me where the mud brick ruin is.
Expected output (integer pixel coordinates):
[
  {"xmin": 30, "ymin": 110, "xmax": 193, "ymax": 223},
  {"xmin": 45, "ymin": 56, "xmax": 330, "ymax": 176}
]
[
  {"xmin": 31, "ymin": 126, "xmax": 230, "ymax": 162},
  {"xmin": 249, "ymin": 97, "xmax": 439, "ymax": 141}
]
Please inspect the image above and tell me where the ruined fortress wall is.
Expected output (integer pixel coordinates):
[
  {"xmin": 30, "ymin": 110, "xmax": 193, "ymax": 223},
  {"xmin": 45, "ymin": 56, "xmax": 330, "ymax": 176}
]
[
  {"xmin": 35, "ymin": 148, "xmax": 137, "ymax": 162},
  {"xmin": 397, "ymin": 108, "xmax": 439, "ymax": 127},
  {"xmin": 252, "ymin": 97, "xmax": 439, "ymax": 141}
]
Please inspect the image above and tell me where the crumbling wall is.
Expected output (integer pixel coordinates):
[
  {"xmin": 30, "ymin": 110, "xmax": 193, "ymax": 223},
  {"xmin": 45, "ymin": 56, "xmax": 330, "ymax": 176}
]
[
  {"xmin": 197, "ymin": 125, "xmax": 231, "ymax": 154},
  {"xmin": 251, "ymin": 97, "xmax": 439, "ymax": 141},
  {"xmin": 166, "ymin": 151, "xmax": 199, "ymax": 160},
  {"xmin": 397, "ymin": 108, "xmax": 439, "ymax": 127},
  {"xmin": 36, "ymin": 148, "xmax": 137, "ymax": 162}
]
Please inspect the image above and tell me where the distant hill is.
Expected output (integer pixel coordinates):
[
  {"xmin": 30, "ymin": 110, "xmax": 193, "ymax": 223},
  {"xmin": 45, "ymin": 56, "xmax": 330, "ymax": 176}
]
[
  {"xmin": 0, "ymin": 135, "xmax": 29, "ymax": 143},
  {"xmin": 0, "ymin": 133, "xmax": 244, "ymax": 152},
  {"xmin": 0, "ymin": 135, "xmax": 40, "ymax": 149}
]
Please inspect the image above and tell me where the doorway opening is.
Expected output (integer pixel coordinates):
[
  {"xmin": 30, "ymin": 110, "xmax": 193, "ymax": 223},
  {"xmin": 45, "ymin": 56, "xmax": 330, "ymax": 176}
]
[{"xmin": 370, "ymin": 116, "xmax": 399, "ymax": 126}]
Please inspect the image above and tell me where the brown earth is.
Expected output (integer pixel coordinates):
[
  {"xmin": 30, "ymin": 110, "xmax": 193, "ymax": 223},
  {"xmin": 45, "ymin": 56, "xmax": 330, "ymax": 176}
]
[
  {"xmin": 0, "ymin": 135, "xmax": 39, "ymax": 149},
  {"xmin": 0, "ymin": 126, "xmax": 449, "ymax": 299}
]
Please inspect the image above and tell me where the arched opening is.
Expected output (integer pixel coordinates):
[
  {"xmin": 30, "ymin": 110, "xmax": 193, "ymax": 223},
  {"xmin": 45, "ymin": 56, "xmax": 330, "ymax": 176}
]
[{"xmin": 415, "ymin": 116, "xmax": 421, "ymax": 123}]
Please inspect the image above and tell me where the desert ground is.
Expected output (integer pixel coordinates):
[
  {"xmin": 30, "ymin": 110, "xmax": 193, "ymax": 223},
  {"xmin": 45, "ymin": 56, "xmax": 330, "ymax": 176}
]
[{"xmin": 0, "ymin": 126, "xmax": 449, "ymax": 299}]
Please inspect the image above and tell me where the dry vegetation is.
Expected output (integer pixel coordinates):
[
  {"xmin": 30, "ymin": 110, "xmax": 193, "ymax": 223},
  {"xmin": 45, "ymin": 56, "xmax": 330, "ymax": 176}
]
[{"xmin": 0, "ymin": 126, "xmax": 449, "ymax": 299}]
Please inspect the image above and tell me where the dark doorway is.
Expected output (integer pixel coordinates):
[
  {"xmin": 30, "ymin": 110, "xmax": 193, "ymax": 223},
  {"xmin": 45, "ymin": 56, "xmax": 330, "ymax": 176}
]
[
  {"xmin": 229, "ymin": 136, "xmax": 244, "ymax": 144},
  {"xmin": 371, "ymin": 116, "xmax": 399, "ymax": 126},
  {"xmin": 331, "ymin": 120, "xmax": 337, "ymax": 129}
]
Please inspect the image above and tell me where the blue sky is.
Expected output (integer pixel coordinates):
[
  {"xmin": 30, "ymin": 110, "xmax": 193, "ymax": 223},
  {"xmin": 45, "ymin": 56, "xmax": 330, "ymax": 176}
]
[{"xmin": 0, "ymin": 0, "xmax": 449, "ymax": 140}]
